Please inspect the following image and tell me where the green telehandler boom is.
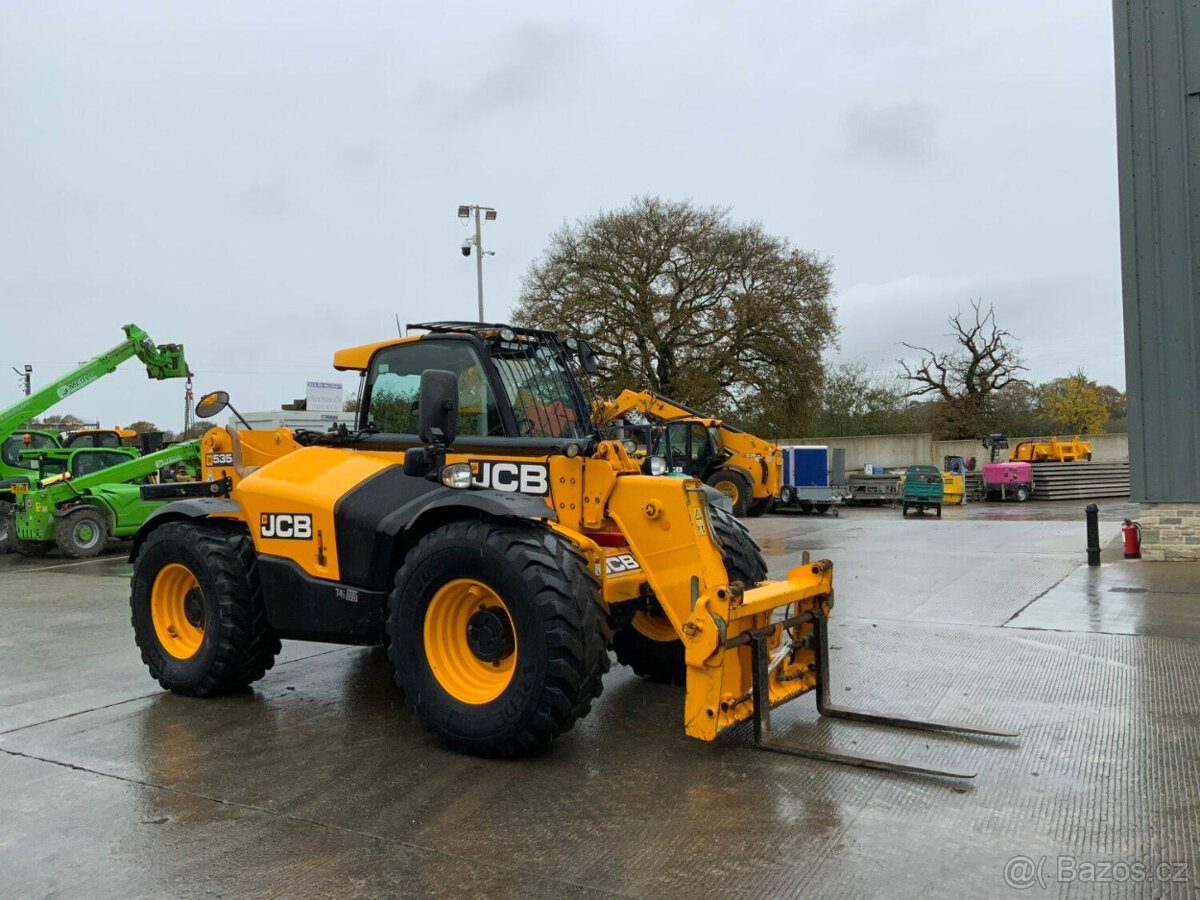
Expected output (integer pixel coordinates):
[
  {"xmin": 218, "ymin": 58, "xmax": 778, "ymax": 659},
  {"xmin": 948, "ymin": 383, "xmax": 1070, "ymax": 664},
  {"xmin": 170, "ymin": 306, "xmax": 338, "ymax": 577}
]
[{"xmin": 0, "ymin": 323, "xmax": 187, "ymax": 487}]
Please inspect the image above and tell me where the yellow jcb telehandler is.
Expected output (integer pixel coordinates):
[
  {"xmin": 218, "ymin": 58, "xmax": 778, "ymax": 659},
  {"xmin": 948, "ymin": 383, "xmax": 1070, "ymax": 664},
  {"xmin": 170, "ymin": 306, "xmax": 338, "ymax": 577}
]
[
  {"xmin": 129, "ymin": 322, "xmax": 1013, "ymax": 777},
  {"xmin": 595, "ymin": 389, "xmax": 783, "ymax": 518}
]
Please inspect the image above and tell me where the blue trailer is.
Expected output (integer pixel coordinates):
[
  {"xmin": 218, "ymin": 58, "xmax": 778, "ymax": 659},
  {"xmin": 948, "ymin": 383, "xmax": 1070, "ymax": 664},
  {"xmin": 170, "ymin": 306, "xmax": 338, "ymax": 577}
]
[{"xmin": 776, "ymin": 445, "xmax": 848, "ymax": 515}]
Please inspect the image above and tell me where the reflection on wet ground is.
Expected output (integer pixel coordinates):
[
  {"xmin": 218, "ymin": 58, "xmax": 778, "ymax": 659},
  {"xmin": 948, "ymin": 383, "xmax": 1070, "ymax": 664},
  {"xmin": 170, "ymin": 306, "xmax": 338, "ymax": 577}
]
[{"xmin": 1, "ymin": 496, "xmax": 1196, "ymax": 898}]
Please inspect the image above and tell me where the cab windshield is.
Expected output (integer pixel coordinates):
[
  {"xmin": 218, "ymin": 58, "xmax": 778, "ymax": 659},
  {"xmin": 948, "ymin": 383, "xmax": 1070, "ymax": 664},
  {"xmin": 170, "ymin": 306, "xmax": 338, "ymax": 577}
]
[
  {"xmin": 1, "ymin": 432, "xmax": 58, "ymax": 470},
  {"xmin": 491, "ymin": 342, "xmax": 589, "ymax": 439},
  {"xmin": 362, "ymin": 341, "xmax": 504, "ymax": 437}
]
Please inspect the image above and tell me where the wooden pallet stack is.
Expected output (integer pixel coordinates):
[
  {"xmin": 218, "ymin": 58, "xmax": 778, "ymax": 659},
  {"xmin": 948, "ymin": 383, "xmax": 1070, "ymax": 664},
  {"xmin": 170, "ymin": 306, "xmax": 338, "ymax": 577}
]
[{"xmin": 1030, "ymin": 461, "xmax": 1130, "ymax": 500}]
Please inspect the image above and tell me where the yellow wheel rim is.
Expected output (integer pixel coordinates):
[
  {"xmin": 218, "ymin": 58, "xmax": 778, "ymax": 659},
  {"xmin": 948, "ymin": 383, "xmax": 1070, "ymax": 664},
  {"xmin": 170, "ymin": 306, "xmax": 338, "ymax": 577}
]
[
  {"xmin": 151, "ymin": 563, "xmax": 206, "ymax": 660},
  {"xmin": 423, "ymin": 579, "xmax": 517, "ymax": 705},
  {"xmin": 714, "ymin": 479, "xmax": 739, "ymax": 505},
  {"xmin": 631, "ymin": 611, "xmax": 678, "ymax": 643}
]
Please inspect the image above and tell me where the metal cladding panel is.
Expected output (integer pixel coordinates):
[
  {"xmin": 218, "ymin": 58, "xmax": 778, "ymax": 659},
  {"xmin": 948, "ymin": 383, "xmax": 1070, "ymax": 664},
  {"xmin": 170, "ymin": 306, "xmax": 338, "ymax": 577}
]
[{"xmin": 1114, "ymin": 0, "xmax": 1200, "ymax": 501}]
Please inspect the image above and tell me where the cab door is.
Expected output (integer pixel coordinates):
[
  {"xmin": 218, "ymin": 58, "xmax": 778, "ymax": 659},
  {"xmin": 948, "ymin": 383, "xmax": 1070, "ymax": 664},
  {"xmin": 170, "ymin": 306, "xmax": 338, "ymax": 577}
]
[{"xmin": 658, "ymin": 422, "xmax": 716, "ymax": 478}]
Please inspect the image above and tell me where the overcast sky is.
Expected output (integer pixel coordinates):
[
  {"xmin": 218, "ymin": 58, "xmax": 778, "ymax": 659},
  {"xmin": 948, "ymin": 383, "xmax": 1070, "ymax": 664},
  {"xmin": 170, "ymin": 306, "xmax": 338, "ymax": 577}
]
[{"xmin": 0, "ymin": 1, "xmax": 1123, "ymax": 432}]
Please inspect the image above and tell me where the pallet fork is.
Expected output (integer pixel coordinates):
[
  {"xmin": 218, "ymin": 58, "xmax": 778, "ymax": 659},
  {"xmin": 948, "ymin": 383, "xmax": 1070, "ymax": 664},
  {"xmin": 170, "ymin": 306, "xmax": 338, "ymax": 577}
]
[{"xmin": 744, "ymin": 610, "xmax": 1019, "ymax": 779}]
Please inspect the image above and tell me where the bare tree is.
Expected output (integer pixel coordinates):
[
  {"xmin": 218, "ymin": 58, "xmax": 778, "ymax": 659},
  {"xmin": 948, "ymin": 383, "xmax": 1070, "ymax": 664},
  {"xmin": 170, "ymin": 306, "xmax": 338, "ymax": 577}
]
[{"xmin": 898, "ymin": 301, "xmax": 1026, "ymax": 438}]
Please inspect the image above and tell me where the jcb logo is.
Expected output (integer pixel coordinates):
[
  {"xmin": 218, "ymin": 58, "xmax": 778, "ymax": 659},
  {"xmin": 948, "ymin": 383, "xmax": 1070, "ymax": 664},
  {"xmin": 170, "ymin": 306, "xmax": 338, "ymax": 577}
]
[
  {"xmin": 260, "ymin": 513, "xmax": 312, "ymax": 540},
  {"xmin": 605, "ymin": 553, "xmax": 641, "ymax": 575},
  {"xmin": 470, "ymin": 461, "xmax": 549, "ymax": 495}
]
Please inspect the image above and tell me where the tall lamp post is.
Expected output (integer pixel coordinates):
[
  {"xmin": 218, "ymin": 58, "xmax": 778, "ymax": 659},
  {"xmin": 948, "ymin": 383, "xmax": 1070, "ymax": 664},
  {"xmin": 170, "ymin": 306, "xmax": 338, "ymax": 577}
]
[{"xmin": 458, "ymin": 204, "xmax": 497, "ymax": 321}]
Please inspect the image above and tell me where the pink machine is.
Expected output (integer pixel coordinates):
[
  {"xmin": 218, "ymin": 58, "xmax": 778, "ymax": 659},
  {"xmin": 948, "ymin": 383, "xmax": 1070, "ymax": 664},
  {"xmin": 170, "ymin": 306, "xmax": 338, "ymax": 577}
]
[{"xmin": 982, "ymin": 461, "xmax": 1033, "ymax": 502}]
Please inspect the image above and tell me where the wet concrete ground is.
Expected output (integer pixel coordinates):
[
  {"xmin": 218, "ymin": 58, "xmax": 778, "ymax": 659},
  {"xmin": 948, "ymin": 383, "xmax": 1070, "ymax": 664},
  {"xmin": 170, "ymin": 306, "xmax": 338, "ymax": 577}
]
[{"xmin": 2, "ymin": 498, "xmax": 1198, "ymax": 898}]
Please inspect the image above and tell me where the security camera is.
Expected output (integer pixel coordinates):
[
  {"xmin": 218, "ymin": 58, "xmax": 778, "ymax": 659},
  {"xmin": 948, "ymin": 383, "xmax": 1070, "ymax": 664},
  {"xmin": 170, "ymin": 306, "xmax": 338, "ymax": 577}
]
[{"xmin": 461, "ymin": 238, "xmax": 473, "ymax": 257}]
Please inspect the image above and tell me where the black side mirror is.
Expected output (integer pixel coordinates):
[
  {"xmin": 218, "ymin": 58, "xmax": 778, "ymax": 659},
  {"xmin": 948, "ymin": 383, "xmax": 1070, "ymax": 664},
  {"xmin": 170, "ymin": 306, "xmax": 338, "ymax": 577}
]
[
  {"xmin": 577, "ymin": 339, "xmax": 600, "ymax": 375},
  {"xmin": 417, "ymin": 369, "xmax": 458, "ymax": 447},
  {"xmin": 195, "ymin": 391, "xmax": 230, "ymax": 419}
]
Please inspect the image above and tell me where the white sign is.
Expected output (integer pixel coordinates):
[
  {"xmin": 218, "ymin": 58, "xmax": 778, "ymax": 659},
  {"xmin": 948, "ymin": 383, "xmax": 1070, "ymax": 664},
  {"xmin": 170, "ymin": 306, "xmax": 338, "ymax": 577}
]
[{"xmin": 306, "ymin": 380, "xmax": 343, "ymax": 413}]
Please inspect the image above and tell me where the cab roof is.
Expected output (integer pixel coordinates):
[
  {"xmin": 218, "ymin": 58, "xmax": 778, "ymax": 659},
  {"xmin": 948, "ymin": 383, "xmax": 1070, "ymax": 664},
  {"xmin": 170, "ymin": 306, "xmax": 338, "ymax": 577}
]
[{"xmin": 331, "ymin": 322, "xmax": 561, "ymax": 371}]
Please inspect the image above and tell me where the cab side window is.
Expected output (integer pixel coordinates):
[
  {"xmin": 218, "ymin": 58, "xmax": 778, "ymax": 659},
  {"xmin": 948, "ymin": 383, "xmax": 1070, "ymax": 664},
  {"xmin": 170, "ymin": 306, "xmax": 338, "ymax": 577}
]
[
  {"xmin": 364, "ymin": 342, "xmax": 503, "ymax": 437},
  {"xmin": 70, "ymin": 450, "xmax": 131, "ymax": 477}
]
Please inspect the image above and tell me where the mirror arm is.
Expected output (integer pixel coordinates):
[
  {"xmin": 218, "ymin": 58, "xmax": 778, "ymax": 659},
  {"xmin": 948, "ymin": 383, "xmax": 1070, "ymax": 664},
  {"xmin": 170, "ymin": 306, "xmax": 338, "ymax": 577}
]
[{"xmin": 226, "ymin": 402, "xmax": 253, "ymax": 431}]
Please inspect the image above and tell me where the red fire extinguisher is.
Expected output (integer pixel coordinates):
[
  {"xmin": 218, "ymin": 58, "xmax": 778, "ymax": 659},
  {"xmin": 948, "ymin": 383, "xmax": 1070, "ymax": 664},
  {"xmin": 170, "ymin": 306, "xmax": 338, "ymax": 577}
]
[{"xmin": 1121, "ymin": 519, "xmax": 1141, "ymax": 559}]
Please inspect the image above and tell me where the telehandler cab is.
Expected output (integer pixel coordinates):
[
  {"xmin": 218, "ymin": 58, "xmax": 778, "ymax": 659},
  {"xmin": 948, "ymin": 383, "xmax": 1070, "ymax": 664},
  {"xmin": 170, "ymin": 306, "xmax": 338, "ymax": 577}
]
[
  {"xmin": 595, "ymin": 390, "xmax": 783, "ymax": 517},
  {"xmin": 129, "ymin": 323, "xmax": 1013, "ymax": 776}
]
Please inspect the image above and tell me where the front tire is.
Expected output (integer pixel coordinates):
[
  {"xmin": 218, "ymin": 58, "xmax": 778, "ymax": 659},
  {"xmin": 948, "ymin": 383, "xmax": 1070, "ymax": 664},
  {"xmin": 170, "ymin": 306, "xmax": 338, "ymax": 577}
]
[
  {"xmin": 388, "ymin": 520, "xmax": 611, "ymax": 758},
  {"xmin": 1015, "ymin": 485, "xmax": 1030, "ymax": 502},
  {"xmin": 130, "ymin": 521, "xmax": 281, "ymax": 696},
  {"xmin": 56, "ymin": 507, "xmax": 109, "ymax": 559},
  {"xmin": 613, "ymin": 505, "xmax": 767, "ymax": 685}
]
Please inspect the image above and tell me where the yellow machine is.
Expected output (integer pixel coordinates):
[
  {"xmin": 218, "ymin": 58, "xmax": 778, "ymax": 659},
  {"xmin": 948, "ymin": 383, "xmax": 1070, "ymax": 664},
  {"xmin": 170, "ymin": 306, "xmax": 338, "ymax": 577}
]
[
  {"xmin": 595, "ymin": 389, "xmax": 782, "ymax": 517},
  {"xmin": 128, "ymin": 322, "xmax": 1012, "ymax": 777},
  {"xmin": 941, "ymin": 472, "xmax": 964, "ymax": 504},
  {"xmin": 1010, "ymin": 436, "xmax": 1092, "ymax": 463},
  {"xmin": 60, "ymin": 427, "xmax": 139, "ymax": 448}
]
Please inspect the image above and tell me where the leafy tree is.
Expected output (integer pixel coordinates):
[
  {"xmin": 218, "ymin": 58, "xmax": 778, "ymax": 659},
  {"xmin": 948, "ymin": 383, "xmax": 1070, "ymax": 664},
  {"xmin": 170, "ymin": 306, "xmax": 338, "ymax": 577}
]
[
  {"xmin": 1096, "ymin": 384, "xmax": 1127, "ymax": 432},
  {"xmin": 810, "ymin": 362, "xmax": 920, "ymax": 437},
  {"xmin": 988, "ymin": 381, "xmax": 1047, "ymax": 437},
  {"xmin": 1038, "ymin": 370, "xmax": 1110, "ymax": 434},
  {"xmin": 898, "ymin": 301, "xmax": 1026, "ymax": 439},
  {"xmin": 515, "ymin": 196, "xmax": 838, "ymax": 435},
  {"xmin": 176, "ymin": 423, "xmax": 210, "ymax": 441},
  {"xmin": 126, "ymin": 420, "xmax": 159, "ymax": 434}
]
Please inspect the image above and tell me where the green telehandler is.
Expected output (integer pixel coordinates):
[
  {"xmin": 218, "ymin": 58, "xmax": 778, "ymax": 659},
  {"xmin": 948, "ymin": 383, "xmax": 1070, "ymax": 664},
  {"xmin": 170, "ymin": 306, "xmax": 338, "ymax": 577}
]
[
  {"xmin": 6, "ymin": 440, "xmax": 206, "ymax": 558},
  {"xmin": 0, "ymin": 324, "xmax": 188, "ymax": 552}
]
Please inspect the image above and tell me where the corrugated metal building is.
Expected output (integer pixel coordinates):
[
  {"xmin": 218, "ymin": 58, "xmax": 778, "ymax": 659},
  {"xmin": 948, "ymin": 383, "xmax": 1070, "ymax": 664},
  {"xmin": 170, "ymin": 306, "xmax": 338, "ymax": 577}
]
[{"xmin": 1114, "ymin": 0, "xmax": 1200, "ymax": 558}]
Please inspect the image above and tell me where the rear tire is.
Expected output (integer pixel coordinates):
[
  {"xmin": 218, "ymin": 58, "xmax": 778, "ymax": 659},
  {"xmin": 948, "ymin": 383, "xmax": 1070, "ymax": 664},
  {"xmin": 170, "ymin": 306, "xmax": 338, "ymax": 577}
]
[
  {"xmin": 613, "ymin": 505, "xmax": 767, "ymax": 685},
  {"xmin": 130, "ymin": 521, "xmax": 281, "ymax": 696},
  {"xmin": 388, "ymin": 520, "xmax": 611, "ymax": 758},
  {"xmin": 56, "ymin": 507, "xmax": 109, "ymax": 559},
  {"xmin": 936, "ymin": 505, "xmax": 943, "ymax": 518},
  {"xmin": 814, "ymin": 503, "xmax": 831, "ymax": 514},
  {"xmin": 1015, "ymin": 485, "xmax": 1030, "ymax": 502},
  {"xmin": 746, "ymin": 497, "xmax": 773, "ymax": 517},
  {"xmin": 13, "ymin": 532, "xmax": 52, "ymax": 557},
  {"xmin": 707, "ymin": 470, "xmax": 751, "ymax": 517},
  {"xmin": 0, "ymin": 502, "xmax": 14, "ymax": 554}
]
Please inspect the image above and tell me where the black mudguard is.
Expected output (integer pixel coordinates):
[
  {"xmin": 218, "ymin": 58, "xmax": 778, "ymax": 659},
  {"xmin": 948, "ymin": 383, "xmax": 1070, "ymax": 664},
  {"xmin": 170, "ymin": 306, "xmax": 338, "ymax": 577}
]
[
  {"xmin": 334, "ymin": 465, "xmax": 557, "ymax": 590},
  {"xmin": 128, "ymin": 498, "xmax": 242, "ymax": 560}
]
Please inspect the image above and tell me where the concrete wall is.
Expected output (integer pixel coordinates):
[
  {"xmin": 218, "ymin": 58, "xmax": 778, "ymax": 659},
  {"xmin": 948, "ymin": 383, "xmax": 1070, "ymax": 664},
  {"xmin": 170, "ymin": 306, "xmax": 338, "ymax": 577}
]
[
  {"xmin": 780, "ymin": 433, "xmax": 935, "ymax": 471},
  {"xmin": 779, "ymin": 433, "xmax": 1130, "ymax": 471}
]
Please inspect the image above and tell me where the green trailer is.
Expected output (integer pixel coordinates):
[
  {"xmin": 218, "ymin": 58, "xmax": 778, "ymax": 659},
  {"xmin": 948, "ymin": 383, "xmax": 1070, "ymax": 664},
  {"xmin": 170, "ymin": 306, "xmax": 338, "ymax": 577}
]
[{"xmin": 6, "ymin": 440, "xmax": 201, "ymax": 558}]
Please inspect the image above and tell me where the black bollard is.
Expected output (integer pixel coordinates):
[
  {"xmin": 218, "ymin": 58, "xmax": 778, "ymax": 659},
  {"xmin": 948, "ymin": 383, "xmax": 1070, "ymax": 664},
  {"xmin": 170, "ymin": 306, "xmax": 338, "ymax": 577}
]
[{"xmin": 1085, "ymin": 503, "xmax": 1101, "ymax": 567}]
